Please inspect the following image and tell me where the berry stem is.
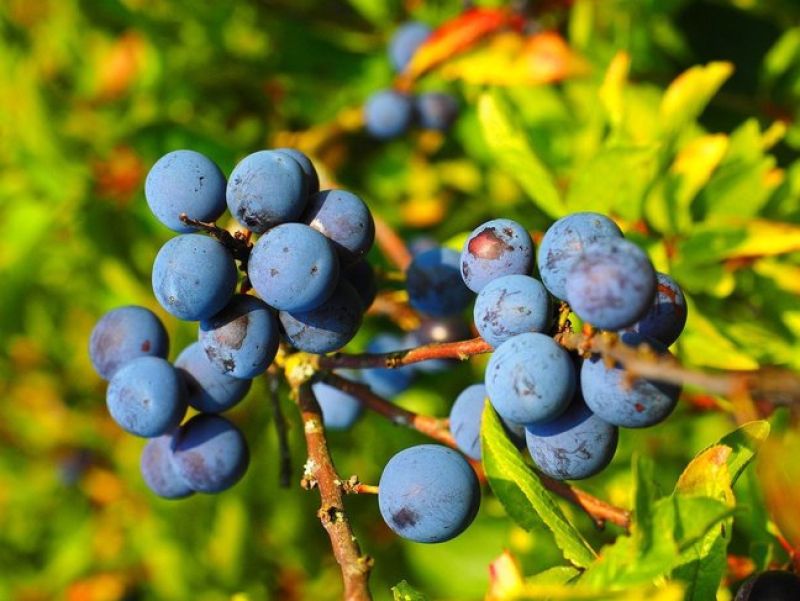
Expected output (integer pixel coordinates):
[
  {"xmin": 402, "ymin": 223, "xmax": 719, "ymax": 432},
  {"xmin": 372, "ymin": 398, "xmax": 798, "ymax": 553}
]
[
  {"xmin": 318, "ymin": 336, "xmax": 493, "ymax": 370},
  {"xmin": 296, "ymin": 383, "xmax": 373, "ymax": 601}
]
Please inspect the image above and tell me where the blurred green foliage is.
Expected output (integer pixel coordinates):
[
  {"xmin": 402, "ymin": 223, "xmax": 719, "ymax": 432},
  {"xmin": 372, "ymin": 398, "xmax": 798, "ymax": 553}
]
[{"xmin": 1, "ymin": 0, "xmax": 799, "ymax": 599}]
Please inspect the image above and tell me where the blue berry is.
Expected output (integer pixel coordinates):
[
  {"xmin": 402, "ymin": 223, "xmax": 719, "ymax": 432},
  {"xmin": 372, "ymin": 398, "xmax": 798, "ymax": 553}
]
[
  {"xmin": 175, "ymin": 342, "xmax": 251, "ymax": 414},
  {"xmin": 735, "ymin": 570, "xmax": 800, "ymax": 601},
  {"xmin": 145, "ymin": 150, "xmax": 227, "ymax": 233},
  {"xmin": 378, "ymin": 444, "xmax": 479, "ymax": 543},
  {"xmin": 140, "ymin": 435, "xmax": 194, "ymax": 499},
  {"xmin": 449, "ymin": 384, "xmax": 525, "ymax": 460},
  {"xmin": 342, "ymin": 260, "xmax": 377, "ymax": 310},
  {"xmin": 415, "ymin": 93, "xmax": 459, "ymax": 131},
  {"xmin": 565, "ymin": 238, "xmax": 656, "ymax": 330},
  {"xmin": 622, "ymin": 272, "xmax": 687, "ymax": 346},
  {"xmin": 409, "ymin": 316, "xmax": 472, "ymax": 373},
  {"xmin": 537, "ymin": 212, "xmax": 623, "ymax": 300},
  {"xmin": 460, "ymin": 219, "xmax": 534, "ymax": 293},
  {"xmin": 525, "ymin": 395, "xmax": 618, "ymax": 480},
  {"xmin": 473, "ymin": 274, "xmax": 552, "ymax": 348},
  {"xmin": 106, "ymin": 356, "xmax": 187, "ymax": 438},
  {"xmin": 302, "ymin": 189, "xmax": 375, "ymax": 264},
  {"xmin": 580, "ymin": 335, "xmax": 681, "ymax": 428},
  {"xmin": 485, "ymin": 332, "xmax": 575, "ymax": 425},
  {"xmin": 248, "ymin": 223, "xmax": 339, "ymax": 312},
  {"xmin": 361, "ymin": 334, "xmax": 416, "ymax": 399},
  {"xmin": 409, "ymin": 236, "xmax": 438, "ymax": 257},
  {"xmin": 152, "ymin": 234, "xmax": 238, "ymax": 321},
  {"xmin": 273, "ymin": 148, "xmax": 319, "ymax": 195},
  {"xmin": 199, "ymin": 294, "xmax": 279, "ymax": 379},
  {"xmin": 364, "ymin": 90, "xmax": 414, "ymax": 140},
  {"xmin": 388, "ymin": 22, "xmax": 432, "ymax": 72},
  {"xmin": 279, "ymin": 281, "xmax": 363, "ymax": 353},
  {"xmin": 226, "ymin": 150, "xmax": 308, "ymax": 233},
  {"xmin": 406, "ymin": 247, "xmax": 472, "ymax": 317},
  {"xmin": 170, "ymin": 414, "xmax": 249, "ymax": 493},
  {"xmin": 89, "ymin": 306, "xmax": 169, "ymax": 380},
  {"xmin": 312, "ymin": 373, "xmax": 363, "ymax": 431}
]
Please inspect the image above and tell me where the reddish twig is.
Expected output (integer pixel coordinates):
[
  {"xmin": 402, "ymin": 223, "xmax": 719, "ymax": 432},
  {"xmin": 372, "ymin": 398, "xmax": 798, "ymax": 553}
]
[
  {"xmin": 556, "ymin": 331, "xmax": 800, "ymax": 406},
  {"xmin": 323, "ymin": 372, "xmax": 631, "ymax": 529},
  {"xmin": 339, "ymin": 476, "xmax": 380, "ymax": 496},
  {"xmin": 324, "ymin": 373, "xmax": 454, "ymax": 445},
  {"xmin": 297, "ymin": 384, "xmax": 373, "ymax": 601},
  {"xmin": 318, "ymin": 337, "xmax": 493, "ymax": 371},
  {"xmin": 373, "ymin": 215, "xmax": 412, "ymax": 271}
]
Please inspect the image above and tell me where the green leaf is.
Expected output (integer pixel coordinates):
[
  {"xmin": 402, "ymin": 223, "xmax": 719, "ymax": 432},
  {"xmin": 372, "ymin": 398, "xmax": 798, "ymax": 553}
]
[
  {"xmin": 688, "ymin": 421, "xmax": 770, "ymax": 490},
  {"xmin": 478, "ymin": 91, "xmax": 565, "ymax": 219},
  {"xmin": 392, "ymin": 580, "xmax": 429, "ymax": 601},
  {"xmin": 659, "ymin": 62, "xmax": 733, "ymax": 137},
  {"xmin": 580, "ymin": 496, "xmax": 679, "ymax": 588},
  {"xmin": 481, "ymin": 402, "xmax": 596, "ymax": 568},
  {"xmin": 566, "ymin": 145, "xmax": 659, "ymax": 220},
  {"xmin": 526, "ymin": 566, "xmax": 581, "ymax": 586}
]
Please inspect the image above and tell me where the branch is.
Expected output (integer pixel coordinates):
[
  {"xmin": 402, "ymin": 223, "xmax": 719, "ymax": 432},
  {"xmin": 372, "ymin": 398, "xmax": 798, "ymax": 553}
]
[
  {"xmin": 556, "ymin": 331, "xmax": 800, "ymax": 406},
  {"xmin": 323, "ymin": 372, "xmax": 631, "ymax": 530},
  {"xmin": 324, "ymin": 373, "xmax": 454, "ymax": 445},
  {"xmin": 179, "ymin": 214, "xmax": 253, "ymax": 265},
  {"xmin": 365, "ymin": 291, "xmax": 421, "ymax": 331},
  {"xmin": 318, "ymin": 336, "xmax": 492, "ymax": 370},
  {"xmin": 297, "ymin": 384, "xmax": 373, "ymax": 601},
  {"xmin": 373, "ymin": 215, "xmax": 412, "ymax": 271}
]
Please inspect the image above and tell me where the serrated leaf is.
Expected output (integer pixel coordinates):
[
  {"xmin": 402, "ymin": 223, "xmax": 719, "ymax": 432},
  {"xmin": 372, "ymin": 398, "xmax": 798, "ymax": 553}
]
[
  {"xmin": 481, "ymin": 403, "xmax": 596, "ymax": 568},
  {"xmin": 478, "ymin": 91, "xmax": 565, "ymax": 218},
  {"xmin": 392, "ymin": 579, "xmax": 428, "ymax": 601},
  {"xmin": 566, "ymin": 145, "xmax": 659, "ymax": 219},
  {"xmin": 659, "ymin": 62, "xmax": 733, "ymax": 137}
]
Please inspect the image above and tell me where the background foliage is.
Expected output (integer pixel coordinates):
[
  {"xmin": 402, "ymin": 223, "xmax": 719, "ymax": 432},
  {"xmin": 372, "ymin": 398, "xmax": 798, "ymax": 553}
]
[{"xmin": 1, "ymin": 0, "xmax": 799, "ymax": 599}]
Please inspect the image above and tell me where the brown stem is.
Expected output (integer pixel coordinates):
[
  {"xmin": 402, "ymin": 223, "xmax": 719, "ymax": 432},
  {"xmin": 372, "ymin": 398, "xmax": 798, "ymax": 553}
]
[
  {"xmin": 318, "ymin": 337, "xmax": 492, "ymax": 371},
  {"xmin": 324, "ymin": 373, "xmax": 454, "ymax": 445},
  {"xmin": 297, "ymin": 384, "xmax": 373, "ymax": 601},
  {"xmin": 373, "ymin": 215, "xmax": 412, "ymax": 271},
  {"xmin": 556, "ymin": 331, "xmax": 800, "ymax": 406},
  {"xmin": 323, "ymin": 373, "xmax": 631, "ymax": 529},
  {"xmin": 179, "ymin": 214, "xmax": 253, "ymax": 265}
]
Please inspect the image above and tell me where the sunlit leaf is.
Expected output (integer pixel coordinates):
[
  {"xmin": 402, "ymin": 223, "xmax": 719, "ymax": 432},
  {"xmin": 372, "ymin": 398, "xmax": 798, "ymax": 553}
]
[
  {"xmin": 478, "ymin": 91, "xmax": 565, "ymax": 218},
  {"xmin": 481, "ymin": 402, "xmax": 596, "ymax": 568},
  {"xmin": 659, "ymin": 62, "xmax": 733, "ymax": 137}
]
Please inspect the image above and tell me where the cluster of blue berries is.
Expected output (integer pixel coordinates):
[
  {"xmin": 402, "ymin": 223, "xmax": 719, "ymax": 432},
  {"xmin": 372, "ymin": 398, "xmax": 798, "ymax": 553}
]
[
  {"xmin": 89, "ymin": 147, "xmax": 377, "ymax": 498},
  {"xmin": 364, "ymin": 22, "xmax": 460, "ymax": 140},
  {"xmin": 449, "ymin": 212, "xmax": 688, "ymax": 482},
  {"xmin": 324, "ymin": 212, "xmax": 688, "ymax": 546}
]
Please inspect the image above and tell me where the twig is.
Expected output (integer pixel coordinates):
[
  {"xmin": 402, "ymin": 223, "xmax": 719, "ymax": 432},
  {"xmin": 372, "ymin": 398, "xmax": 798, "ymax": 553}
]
[
  {"xmin": 555, "ymin": 331, "xmax": 800, "ymax": 406},
  {"xmin": 268, "ymin": 369, "xmax": 292, "ymax": 488},
  {"xmin": 339, "ymin": 476, "xmax": 380, "ymax": 495},
  {"xmin": 323, "ymin": 372, "xmax": 631, "ymax": 529},
  {"xmin": 323, "ymin": 373, "xmax": 454, "ymax": 445},
  {"xmin": 179, "ymin": 214, "xmax": 253, "ymax": 265},
  {"xmin": 373, "ymin": 215, "xmax": 412, "ymax": 271},
  {"xmin": 297, "ymin": 384, "xmax": 373, "ymax": 601},
  {"xmin": 320, "ymin": 331, "xmax": 800, "ymax": 407},
  {"xmin": 318, "ymin": 337, "xmax": 492, "ymax": 370}
]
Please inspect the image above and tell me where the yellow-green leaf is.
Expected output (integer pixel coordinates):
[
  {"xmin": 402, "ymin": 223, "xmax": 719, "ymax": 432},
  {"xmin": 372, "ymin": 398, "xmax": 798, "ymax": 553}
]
[{"xmin": 659, "ymin": 62, "xmax": 733, "ymax": 137}]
